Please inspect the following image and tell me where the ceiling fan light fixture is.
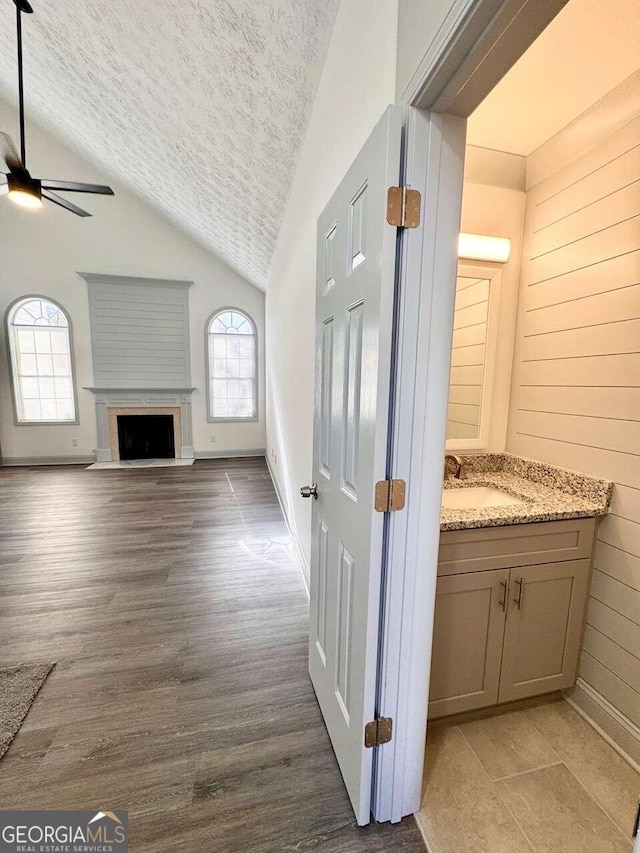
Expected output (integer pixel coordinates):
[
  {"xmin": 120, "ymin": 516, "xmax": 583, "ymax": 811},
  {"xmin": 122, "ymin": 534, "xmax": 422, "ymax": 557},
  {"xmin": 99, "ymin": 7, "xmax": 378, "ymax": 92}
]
[
  {"xmin": 1, "ymin": 2, "xmax": 112, "ymax": 218},
  {"xmin": 7, "ymin": 171, "xmax": 42, "ymax": 208},
  {"xmin": 8, "ymin": 188, "xmax": 42, "ymax": 209}
]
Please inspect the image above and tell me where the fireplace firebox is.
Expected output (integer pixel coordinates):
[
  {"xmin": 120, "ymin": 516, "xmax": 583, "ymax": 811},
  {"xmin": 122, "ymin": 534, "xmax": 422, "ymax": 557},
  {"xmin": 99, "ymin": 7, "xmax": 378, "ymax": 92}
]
[{"xmin": 117, "ymin": 414, "xmax": 175, "ymax": 460}]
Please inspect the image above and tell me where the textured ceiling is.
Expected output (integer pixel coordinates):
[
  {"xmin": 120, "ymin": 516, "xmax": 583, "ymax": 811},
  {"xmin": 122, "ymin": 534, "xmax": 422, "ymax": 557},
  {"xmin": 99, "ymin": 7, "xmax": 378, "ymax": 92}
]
[{"xmin": 0, "ymin": 0, "xmax": 339, "ymax": 289}]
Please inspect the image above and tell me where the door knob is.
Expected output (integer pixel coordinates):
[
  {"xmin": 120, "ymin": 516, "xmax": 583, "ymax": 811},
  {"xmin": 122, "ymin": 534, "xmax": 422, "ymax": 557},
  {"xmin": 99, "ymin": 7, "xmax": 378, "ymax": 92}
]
[{"xmin": 300, "ymin": 483, "xmax": 318, "ymax": 499}]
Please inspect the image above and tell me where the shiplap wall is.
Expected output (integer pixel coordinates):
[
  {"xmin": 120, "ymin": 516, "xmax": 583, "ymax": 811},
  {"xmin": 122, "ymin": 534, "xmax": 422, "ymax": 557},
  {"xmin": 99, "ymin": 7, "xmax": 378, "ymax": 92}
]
[
  {"xmin": 507, "ymin": 71, "xmax": 640, "ymax": 761},
  {"xmin": 446, "ymin": 273, "xmax": 489, "ymax": 439},
  {"xmin": 84, "ymin": 274, "xmax": 192, "ymax": 388}
]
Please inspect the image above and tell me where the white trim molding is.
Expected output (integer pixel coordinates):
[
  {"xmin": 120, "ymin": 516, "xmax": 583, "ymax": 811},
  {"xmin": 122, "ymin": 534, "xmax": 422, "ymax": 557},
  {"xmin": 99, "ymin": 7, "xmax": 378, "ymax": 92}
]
[
  {"xmin": 565, "ymin": 678, "xmax": 640, "ymax": 773},
  {"xmin": 399, "ymin": 0, "xmax": 482, "ymax": 106},
  {"xmin": 4, "ymin": 293, "xmax": 80, "ymax": 427},
  {"xmin": 1, "ymin": 455, "xmax": 96, "ymax": 466},
  {"xmin": 205, "ymin": 307, "xmax": 259, "ymax": 424},
  {"xmin": 266, "ymin": 454, "xmax": 310, "ymax": 599},
  {"xmin": 85, "ymin": 387, "xmax": 195, "ymax": 462},
  {"xmin": 400, "ymin": 0, "xmax": 568, "ymax": 115},
  {"xmin": 373, "ymin": 109, "xmax": 467, "ymax": 823},
  {"xmin": 196, "ymin": 449, "xmax": 265, "ymax": 459}
]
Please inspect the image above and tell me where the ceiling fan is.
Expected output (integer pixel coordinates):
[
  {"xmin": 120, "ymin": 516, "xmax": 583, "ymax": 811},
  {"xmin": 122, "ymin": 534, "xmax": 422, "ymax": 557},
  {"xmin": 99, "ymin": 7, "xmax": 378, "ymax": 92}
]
[{"xmin": 0, "ymin": 0, "xmax": 114, "ymax": 216}]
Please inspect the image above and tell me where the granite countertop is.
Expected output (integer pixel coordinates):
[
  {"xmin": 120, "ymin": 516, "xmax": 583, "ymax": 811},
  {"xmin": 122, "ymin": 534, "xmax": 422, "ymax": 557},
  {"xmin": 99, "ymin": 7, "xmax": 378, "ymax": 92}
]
[{"xmin": 441, "ymin": 453, "xmax": 613, "ymax": 532}]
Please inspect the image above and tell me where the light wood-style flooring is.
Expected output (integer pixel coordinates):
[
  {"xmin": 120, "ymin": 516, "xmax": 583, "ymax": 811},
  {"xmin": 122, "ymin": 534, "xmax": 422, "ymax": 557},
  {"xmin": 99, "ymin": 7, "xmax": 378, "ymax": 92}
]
[
  {"xmin": 418, "ymin": 698, "xmax": 640, "ymax": 852},
  {"xmin": 0, "ymin": 458, "xmax": 424, "ymax": 852}
]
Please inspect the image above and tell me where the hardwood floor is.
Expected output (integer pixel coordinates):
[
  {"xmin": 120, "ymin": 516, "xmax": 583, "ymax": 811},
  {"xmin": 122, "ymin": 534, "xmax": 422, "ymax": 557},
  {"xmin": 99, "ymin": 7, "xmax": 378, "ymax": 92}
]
[{"xmin": 0, "ymin": 458, "xmax": 424, "ymax": 852}]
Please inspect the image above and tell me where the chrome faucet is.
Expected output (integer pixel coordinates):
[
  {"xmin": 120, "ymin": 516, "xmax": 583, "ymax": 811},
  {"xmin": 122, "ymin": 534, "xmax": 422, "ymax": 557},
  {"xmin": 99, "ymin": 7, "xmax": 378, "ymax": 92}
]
[{"xmin": 445, "ymin": 453, "xmax": 463, "ymax": 480}]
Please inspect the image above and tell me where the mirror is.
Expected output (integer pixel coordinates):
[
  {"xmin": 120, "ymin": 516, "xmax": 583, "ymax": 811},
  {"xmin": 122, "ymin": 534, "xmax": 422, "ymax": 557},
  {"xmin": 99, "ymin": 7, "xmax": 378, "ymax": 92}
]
[{"xmin": 446, "ymin": 265, "xmax": 494, "ymax": 445}]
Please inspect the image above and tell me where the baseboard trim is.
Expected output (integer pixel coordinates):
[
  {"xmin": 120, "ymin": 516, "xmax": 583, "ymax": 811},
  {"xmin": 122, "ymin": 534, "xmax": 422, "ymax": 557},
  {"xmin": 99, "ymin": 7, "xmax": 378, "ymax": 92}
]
[
  {"xmin": 265, "ymin": 455, "xmax": 310, "ymax": 599},
  {"xmin": 195, "ymin": 448, "xmax": 266, "ymax": 459},
  {"xmin": 1, "ymin": 451, "xmax": 267, "ymax": 466},
  {"xmin": 1, "ymin": 455, "xmax": 97, "ymax": 466},
  {"xmin": 564, "ymin": 678, "xmax": 640, "ymax": 774}
]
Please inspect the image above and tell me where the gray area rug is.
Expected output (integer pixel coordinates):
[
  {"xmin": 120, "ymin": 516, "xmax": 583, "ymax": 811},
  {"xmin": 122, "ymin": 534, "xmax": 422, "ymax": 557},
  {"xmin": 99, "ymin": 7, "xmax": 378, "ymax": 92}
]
[{"xmin": 0, "ymin": 662, "xmax": 55, "ymax": 759}]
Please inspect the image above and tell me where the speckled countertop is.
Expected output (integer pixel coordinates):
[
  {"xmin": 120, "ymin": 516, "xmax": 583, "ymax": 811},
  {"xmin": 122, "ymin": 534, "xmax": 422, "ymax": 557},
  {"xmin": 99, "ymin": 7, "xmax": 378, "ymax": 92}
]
[{"xmin": 441, "ymin": 453, "xmax": 613, "ymax": 532}]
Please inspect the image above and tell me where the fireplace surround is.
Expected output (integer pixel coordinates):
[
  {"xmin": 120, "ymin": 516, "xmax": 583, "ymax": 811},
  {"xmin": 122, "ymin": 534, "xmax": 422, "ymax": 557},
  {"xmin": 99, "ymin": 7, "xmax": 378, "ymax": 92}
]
[{"xmin": 86, "ymin": 388, "xmax": 195, "ymax": 461}]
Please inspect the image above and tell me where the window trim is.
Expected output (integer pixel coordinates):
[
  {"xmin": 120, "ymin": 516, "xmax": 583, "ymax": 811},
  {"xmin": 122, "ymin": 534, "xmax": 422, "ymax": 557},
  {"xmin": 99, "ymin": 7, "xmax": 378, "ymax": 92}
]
[
  {"xmin": 5, "ymin": 294, "xmax": 80, "ymax": 426},
  {"xmin": 205, "ymin": 307, "xmax": 259, "ymax": 424}
]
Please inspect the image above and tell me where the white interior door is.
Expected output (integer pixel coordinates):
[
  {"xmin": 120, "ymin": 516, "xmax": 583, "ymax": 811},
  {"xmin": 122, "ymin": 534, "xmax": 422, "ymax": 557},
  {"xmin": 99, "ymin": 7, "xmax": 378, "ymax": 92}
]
[{"xmin": 306, "ymin": 106, "xmax": 402, "ymax": 826}]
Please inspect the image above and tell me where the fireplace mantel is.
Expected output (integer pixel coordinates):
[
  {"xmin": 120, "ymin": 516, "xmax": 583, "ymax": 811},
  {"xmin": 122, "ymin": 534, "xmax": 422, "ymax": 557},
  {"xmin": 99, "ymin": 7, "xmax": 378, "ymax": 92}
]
[{"xmin": 85, "ymin": 386, "xmax": 195, "ymax": 462}]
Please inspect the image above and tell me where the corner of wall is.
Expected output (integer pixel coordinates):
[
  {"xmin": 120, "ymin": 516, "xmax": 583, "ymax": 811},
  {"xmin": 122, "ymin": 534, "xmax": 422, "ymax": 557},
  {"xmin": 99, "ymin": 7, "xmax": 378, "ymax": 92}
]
[
  {"xmin": 265, "ymin": 0, "xmax": 400, "ymax": 572},
  {"xmin": 266, "ymin": 452, "xmax": 310, "ymax": 599}
]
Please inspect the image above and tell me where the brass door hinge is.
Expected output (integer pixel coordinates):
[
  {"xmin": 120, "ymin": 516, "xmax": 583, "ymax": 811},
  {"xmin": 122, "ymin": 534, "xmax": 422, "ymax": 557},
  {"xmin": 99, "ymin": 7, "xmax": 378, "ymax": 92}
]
[
  {"xmin": 374, "ymin": 478, "xmax": 406, "ymax": 513},
  {"xmin": 386, "ymin": 186, "xmax": 421, "ymax": 228},
  {"xmin": 364, "ymin": 717, "xmax": 393, "ymax": 748}
]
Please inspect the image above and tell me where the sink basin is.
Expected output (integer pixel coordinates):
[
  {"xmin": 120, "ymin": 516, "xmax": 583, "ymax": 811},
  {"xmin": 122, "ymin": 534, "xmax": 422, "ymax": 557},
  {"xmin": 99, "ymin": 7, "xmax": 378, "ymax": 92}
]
[{"xmin": 442, "ymin": 486, "xmax": 524, "ymax": 510}]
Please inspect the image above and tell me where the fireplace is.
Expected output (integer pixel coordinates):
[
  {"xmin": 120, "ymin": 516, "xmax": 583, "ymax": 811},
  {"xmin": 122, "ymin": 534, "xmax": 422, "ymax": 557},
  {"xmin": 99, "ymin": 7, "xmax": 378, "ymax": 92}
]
[
  {"xmin": 86, "ymin": 390, "xmax": 194, "ymax": 462},
  {"xmin": 117, "ymin": 414, "xmax": 175, "ymax": 460},
  {"xmin": 104, "ymin": 404, "xmax": 183, "ymax": 462}
]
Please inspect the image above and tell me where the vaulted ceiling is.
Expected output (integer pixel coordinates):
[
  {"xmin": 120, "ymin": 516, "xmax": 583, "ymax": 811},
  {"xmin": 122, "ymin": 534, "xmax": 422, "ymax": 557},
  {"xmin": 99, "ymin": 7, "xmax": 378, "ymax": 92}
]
[{"xmin": 0, "ymin": 0, "xmax": 339, "ymax": 289}]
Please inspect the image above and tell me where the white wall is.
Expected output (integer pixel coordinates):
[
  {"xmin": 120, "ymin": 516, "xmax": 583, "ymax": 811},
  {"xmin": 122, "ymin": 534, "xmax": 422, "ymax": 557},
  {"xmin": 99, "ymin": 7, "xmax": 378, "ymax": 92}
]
[
  {"xmin": 507, "ymin": 71, "xmax": 640, "ymax": 764},
  {"xmin": 0, "ymin": 101, "xmax": 265, "ymax": 462},
  {"xmin": 265, "ymin": 0, "xmax": 398, "ymax": 574}
]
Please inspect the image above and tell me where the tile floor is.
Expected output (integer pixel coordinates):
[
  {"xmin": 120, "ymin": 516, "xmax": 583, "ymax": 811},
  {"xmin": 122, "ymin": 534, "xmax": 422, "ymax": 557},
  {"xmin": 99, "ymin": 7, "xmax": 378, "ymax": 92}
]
[{"xmin": 417, "ymin": 698, "xmax": 640, "ymax": 852}]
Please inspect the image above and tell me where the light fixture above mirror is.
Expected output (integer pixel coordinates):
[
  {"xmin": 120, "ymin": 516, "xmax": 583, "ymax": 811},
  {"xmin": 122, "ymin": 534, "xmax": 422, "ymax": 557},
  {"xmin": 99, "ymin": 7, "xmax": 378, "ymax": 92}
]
[{"xmin": 458, "ymin": 232, "xmax": 511, "ymax": 263}]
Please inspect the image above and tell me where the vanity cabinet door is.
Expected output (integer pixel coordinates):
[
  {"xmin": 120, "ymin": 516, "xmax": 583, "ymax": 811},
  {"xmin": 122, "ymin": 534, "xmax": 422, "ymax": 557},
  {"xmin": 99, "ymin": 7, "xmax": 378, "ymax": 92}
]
[
  {"xmin": 498, "ymin": 559, "xmax": 590, "ymax": 703},
  {"xmin": 429, "ymin": 569, "xmax": 509, "ymax": 719}
]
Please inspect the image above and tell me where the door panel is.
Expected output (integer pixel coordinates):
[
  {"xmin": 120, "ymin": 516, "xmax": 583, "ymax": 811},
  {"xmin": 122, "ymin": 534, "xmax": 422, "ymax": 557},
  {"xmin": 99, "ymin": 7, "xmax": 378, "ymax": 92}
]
[
  {"xmin": 309, "ymin": 106, "xmax": 402, "ymax": 825},
  {"xmin": 499, "ymin": 559, "xmax": 590, "ymax": 702},
  {"xmin": 319, "ymin": 320, "xmax": 333, "ymax": 478},
  {"xmin": 428, "ymin": 569, "xmax": 509, "ymax": 719},
  {"xmin": 342, "ymin": 300, "xmax": 364, "ymax": 498},
  {"xmin": 315, "ymin": 516, "xmax": 330, "ymax": 665}
]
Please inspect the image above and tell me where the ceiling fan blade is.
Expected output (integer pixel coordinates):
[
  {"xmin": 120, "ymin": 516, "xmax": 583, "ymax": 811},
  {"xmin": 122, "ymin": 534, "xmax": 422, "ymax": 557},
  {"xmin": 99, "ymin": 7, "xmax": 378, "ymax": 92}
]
[
  {"xmin": 42, "ymin": 189, "xmax": 91, "ymax": 217},
  {"xmin": 0, "ymin": 132, "xmax": 23, "ymax": 171},
  {"xmin": 41, "ymin": 179, "xmax": 114, "ymax": 195}
]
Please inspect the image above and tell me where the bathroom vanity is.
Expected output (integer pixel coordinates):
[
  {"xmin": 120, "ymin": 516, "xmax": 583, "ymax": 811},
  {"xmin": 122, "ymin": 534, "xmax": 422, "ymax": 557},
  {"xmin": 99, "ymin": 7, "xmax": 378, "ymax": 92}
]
[{"xmin": 429, "ymin": 453, "xmax": 613, "ymax": 719}]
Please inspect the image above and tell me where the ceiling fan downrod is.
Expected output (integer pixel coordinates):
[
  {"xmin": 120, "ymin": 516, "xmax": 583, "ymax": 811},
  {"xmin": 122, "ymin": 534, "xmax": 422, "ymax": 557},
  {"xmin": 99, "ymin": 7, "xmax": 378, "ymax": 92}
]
[
  {"xmin": 1, "ymin": 0, "xmax": 114, "ymax": 215},
  {"xmin": 13, "ymin": 0, "xmax": 33, "ymax": 168}
]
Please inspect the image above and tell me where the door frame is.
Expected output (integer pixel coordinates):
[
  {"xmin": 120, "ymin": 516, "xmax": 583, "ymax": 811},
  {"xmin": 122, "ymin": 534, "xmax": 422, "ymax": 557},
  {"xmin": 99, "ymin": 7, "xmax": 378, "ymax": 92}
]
[
  {"xmin": 372, "ymin": 0, "xmax": 571, "ymax": 822},
  {"xmin": 372, "ymin": 107, "xmax": 467, "ymax": 822},
  {"xmin": 399, "ymin": 0, "xmax": 569, "ymax": 113}
]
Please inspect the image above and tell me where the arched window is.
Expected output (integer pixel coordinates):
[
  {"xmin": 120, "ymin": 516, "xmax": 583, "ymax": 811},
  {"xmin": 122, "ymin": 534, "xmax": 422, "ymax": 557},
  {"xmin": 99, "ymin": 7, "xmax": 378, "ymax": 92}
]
[
  {"xmin": 7, "ymin": 297, "xmax": 77, "ymax": 423},
  {"xmin": 206, "ymin": 309, "xmax": 257, "ymax": 421}
]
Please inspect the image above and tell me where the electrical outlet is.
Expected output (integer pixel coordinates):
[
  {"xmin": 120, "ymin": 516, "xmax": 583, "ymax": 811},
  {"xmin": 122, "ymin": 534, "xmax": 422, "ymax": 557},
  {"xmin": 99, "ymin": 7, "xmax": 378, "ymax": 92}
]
[
  {"xmin": 272, "ymin": 448, "xmax": 277, "ymax": 464},
  {"xmin": 71, "ymin": 438, "xmax": 79, "ymax": 447},
  {"xmin": 210, "ymin": 435, "xmax": 216, "ymax": 443}
]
